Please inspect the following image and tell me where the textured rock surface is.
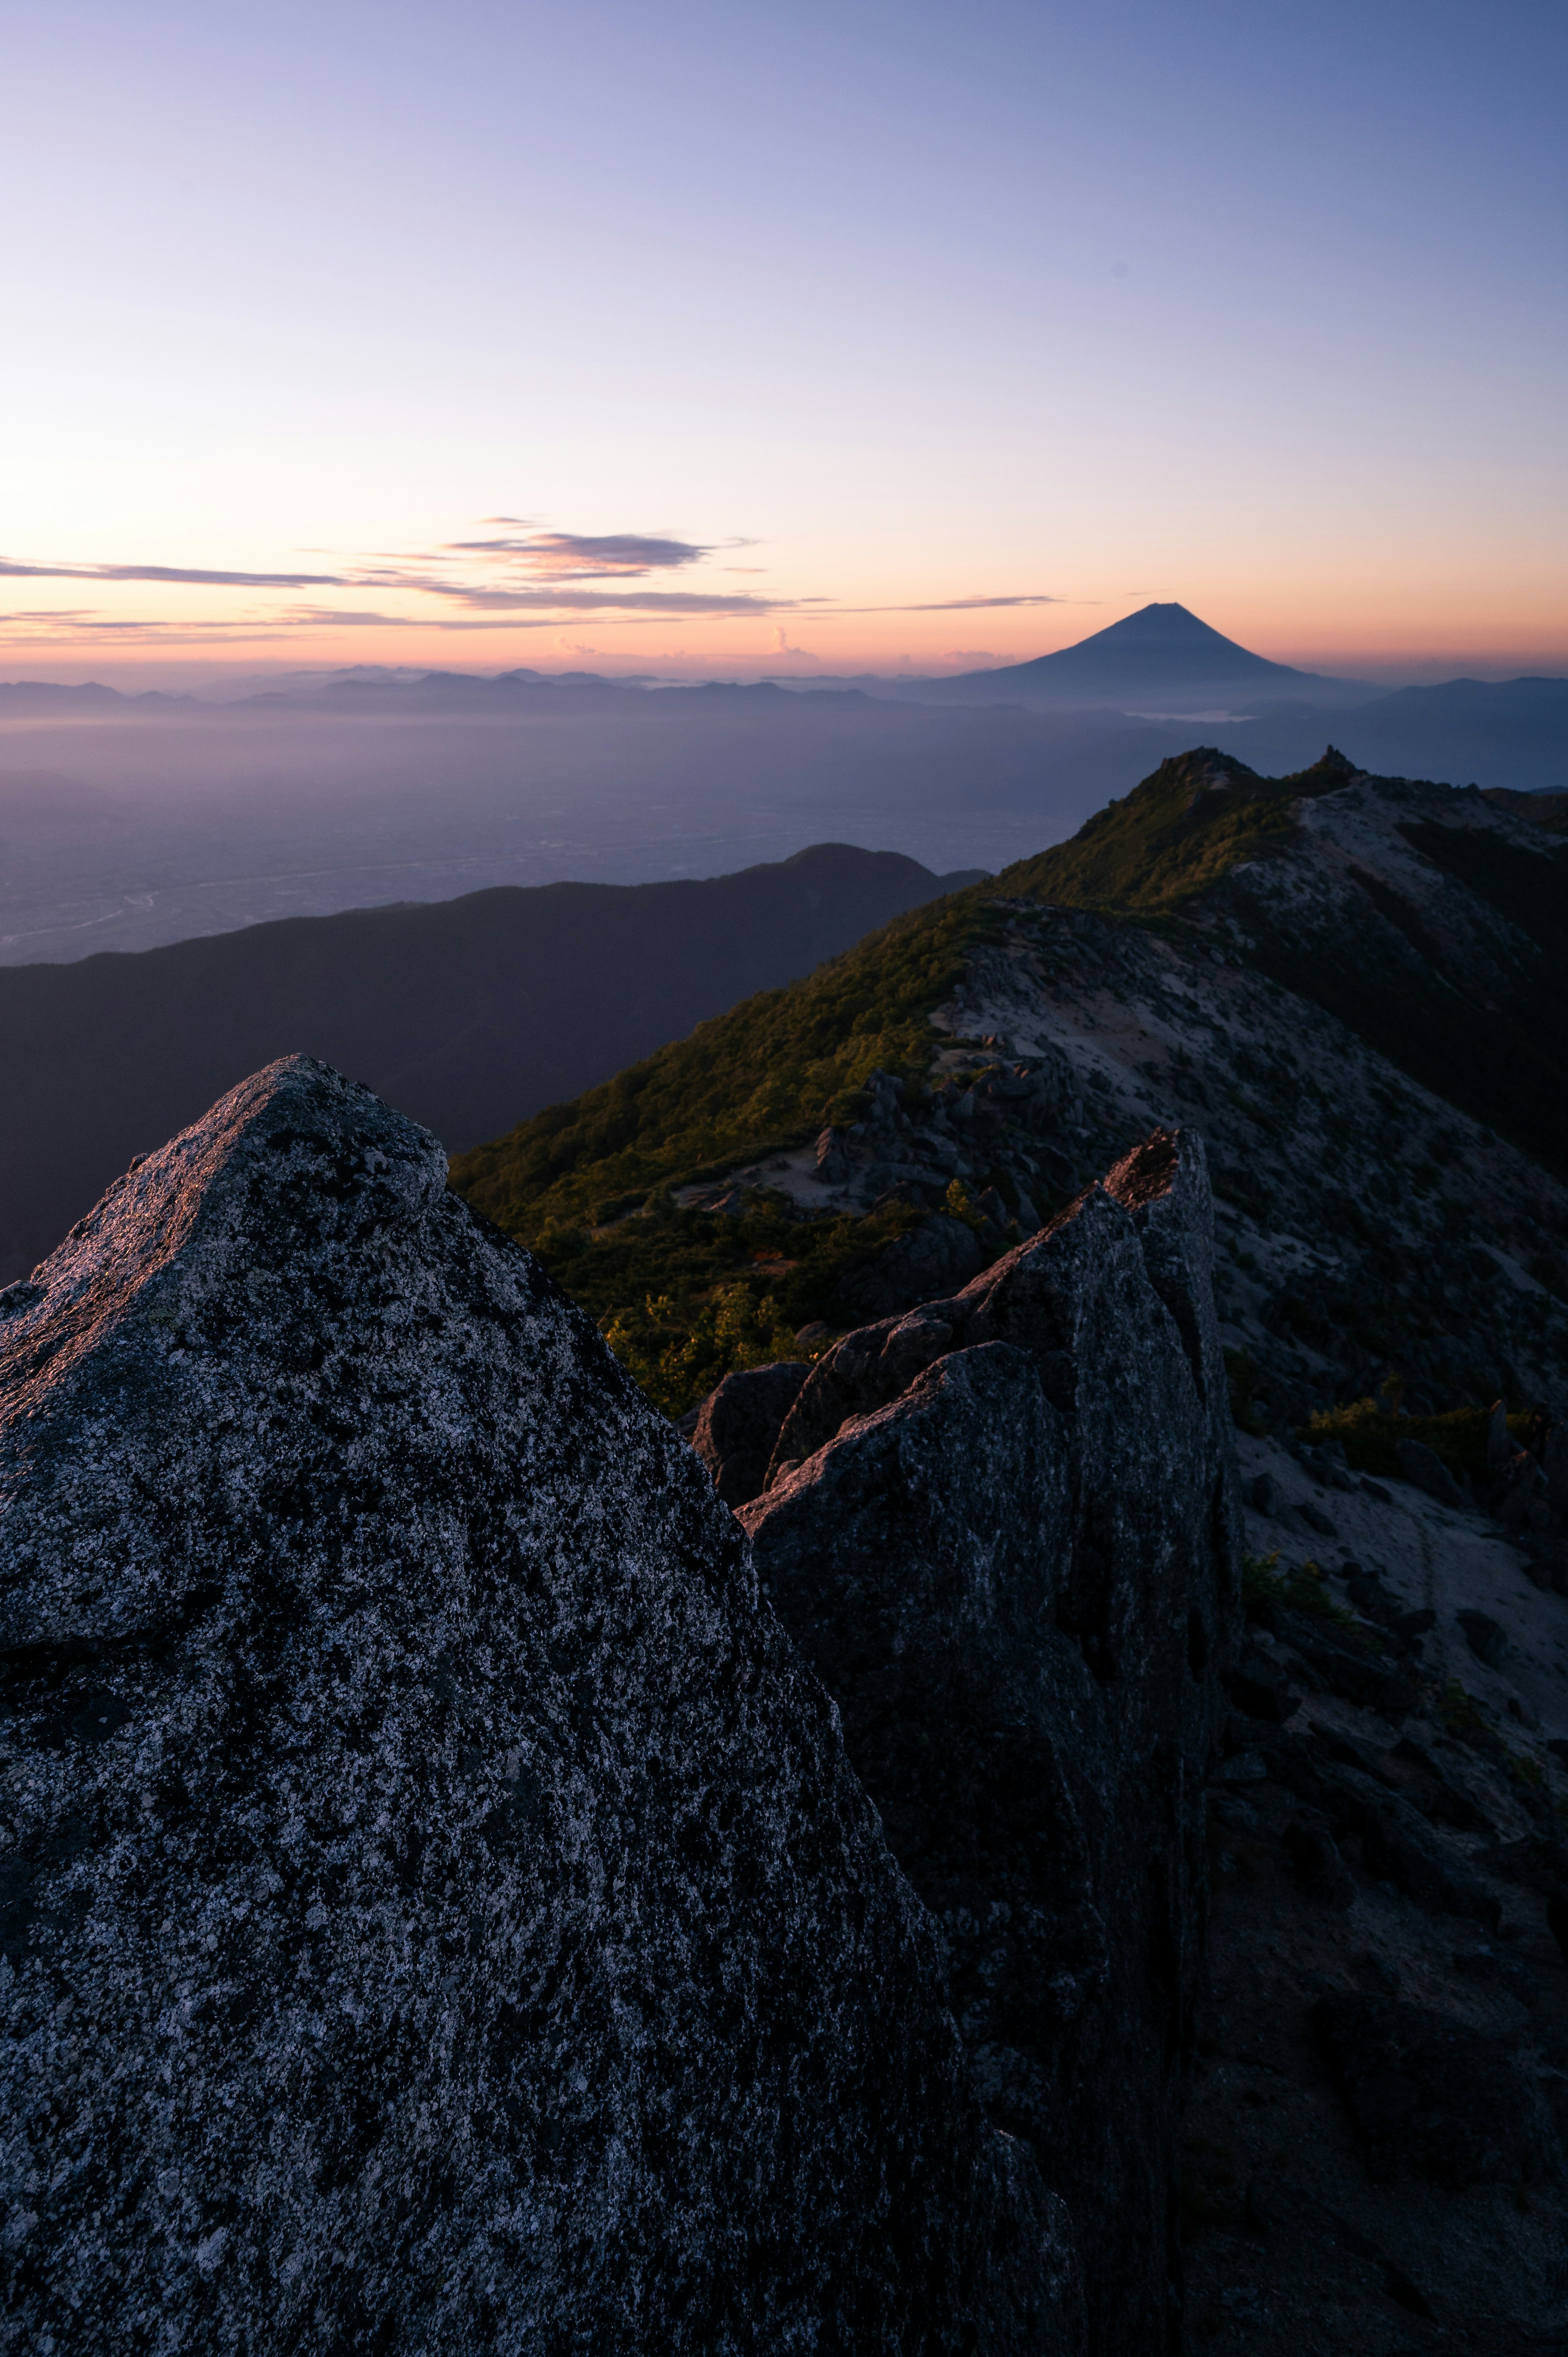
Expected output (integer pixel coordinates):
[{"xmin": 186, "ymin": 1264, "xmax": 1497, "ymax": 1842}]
[
  {"xmin": 836, "ymin": 1214, "xmax": 986, "ymax": 1321},
  {"xmin": 1313, "ymin": 1992, "xmax": 1560, "ymax": 2187},
  {"xmin": 0, "ymin": 1057, "xmax": 1079, "ymax": 2355},
  {"xmin": 690, "ymin": 1357, "xmax": 810, "ymax": 1506},
  {"xmin": 742, "ymin": 1128, "xmax": 1241, "ymax": 2355}
]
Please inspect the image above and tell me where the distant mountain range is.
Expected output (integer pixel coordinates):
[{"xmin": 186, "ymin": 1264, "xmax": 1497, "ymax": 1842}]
[
  {"xmin": 0, "ymin": 842, "xmax": 982, "ymax": 1284},
  {"xmin": 0, "ymin": 610, "xmax": 1560, "ymax": 975}
]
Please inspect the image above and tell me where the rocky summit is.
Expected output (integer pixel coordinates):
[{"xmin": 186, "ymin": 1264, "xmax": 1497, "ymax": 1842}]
[
  {"xmin": 0, "ymin": 1057, "xmax": 1089, "ymax": 2354},
  {"xmin": 741, "ymin": 1126, "xmax": 1241, "ymax": 2353}
]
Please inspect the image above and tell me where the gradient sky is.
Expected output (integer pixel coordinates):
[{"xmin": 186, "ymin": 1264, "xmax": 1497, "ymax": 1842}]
[{"xmin": 4, "ymin": 0, "xmax": 1565, "ymax": 682}]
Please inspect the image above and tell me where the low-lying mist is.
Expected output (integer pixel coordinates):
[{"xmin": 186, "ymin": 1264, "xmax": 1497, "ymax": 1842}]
[{"xmin": 0, "ymin": 669, "xmax": 1561, "ymax": 965}]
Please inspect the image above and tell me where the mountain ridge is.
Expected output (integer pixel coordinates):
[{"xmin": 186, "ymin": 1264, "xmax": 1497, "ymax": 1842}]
[
  {"xmin": 452, "ymin": 747, "xmax": 1568, "ymax": 1420},
  {"xmin": 0, "ymin": 841, "xmax": 982, "ymax": 1285}
]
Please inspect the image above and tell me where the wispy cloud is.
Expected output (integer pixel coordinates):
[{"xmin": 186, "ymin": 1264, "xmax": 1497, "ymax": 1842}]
[
  {"xmin": 0, "ymin": 559, "xmax": 343, "ymax": 589},
  {"xmin": 0, "ymin": 521, "xmax": 1063, "ymax": 640},
  {"xmin": 881, "ymin": 594, "xmax": 1063, "ymax": 613},
  {"xmin": 440, "ymin": 530, "xmax": 712, "ymax": 577}
]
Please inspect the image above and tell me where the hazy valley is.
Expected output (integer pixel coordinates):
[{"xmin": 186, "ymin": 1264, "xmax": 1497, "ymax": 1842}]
[{"xmin": 3, "ymin": 607, "xmax": 1564, "ymax": 967}]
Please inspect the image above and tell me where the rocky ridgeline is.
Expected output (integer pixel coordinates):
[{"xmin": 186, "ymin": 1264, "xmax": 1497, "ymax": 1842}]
[
  {"xmin": 684, "ymin": 768, "xmax": 1568, "ymax": 1441},
  {"xmin": 734, "ymin": 1125, "xmax": 1241, "ymax": 2350},
  {"xmin": 0, "ymin": 1057, "xmax": 1239, "ymax": 2354},
  {"xmin": 766, "ymin": 937, "xmax": 1566, "ymax": 1442}
]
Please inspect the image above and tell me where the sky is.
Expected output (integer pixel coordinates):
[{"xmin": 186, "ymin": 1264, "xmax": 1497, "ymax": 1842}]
[{"xmin": 4, "ymin": 0, "xmax": 1566, "ymax": 685}]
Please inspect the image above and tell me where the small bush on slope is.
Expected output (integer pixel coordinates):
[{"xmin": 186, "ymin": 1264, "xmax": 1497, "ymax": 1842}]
[{"xmin": 1303, "ymin": 1399, "xmax": 1531, "ymax": 1480}]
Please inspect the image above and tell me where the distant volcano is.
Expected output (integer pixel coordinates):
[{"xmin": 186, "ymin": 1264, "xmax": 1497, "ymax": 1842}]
[{"xmin": 931, "ymin": 602, "xmax": 1359, "ymax": 709}]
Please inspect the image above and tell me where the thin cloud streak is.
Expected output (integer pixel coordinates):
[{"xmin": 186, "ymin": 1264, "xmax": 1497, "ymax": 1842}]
[
  {"xmin": 0, "ymin": 520, "xmax": 1065, "ymax": 644},
  {"xmin": 440, "ymin": 530, "xmax": 711, "ymax": 577},
  {"xmin": 0, "ymin": 558, "xmax": 343, "ymax": 589}
]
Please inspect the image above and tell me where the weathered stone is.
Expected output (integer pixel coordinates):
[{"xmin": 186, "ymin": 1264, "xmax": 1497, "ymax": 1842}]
[
  {"xmin": 1283, "ymin": 1815, "xmax": 1356, "ymax": 1909},
  {"xmin": 1306, "ymin": 1719, "xmax": 1401, "ymax": 1789},
  {"xmin": 744, "ymin": 1127, "xmax": 1239, "ymax": 2355},
  {"xmin": 1501, "ymin": 1454, "xmax": 1548, "ymax": 1531},
  {"xmin": 1392, "ymin": 1735, "xmax": 1496, "ymax": 1835},
  {"xmin": 1456, "ymin": 1606, "xmax": 1509, "ymax": 1667},
  {"xmin": 813, "ymin": 1122, "xmax": 854, "ymax": 1185},
  {"xmin": 0, "ymin": 1058, "xmax": 1078, "ymax": 2356},
  {"xmin": 1222, "ymin": 1645, "xmax": 1301, "ymax": 1724},
  {"xmin": 690, "ymin": 1357, "xmax": 810, "ymax": 1506},
  {"xmin": 1275, "ymin": 1614, "xmax": 1418, "ymax": 1720},
  {"xmin": 835, "ymin": 1214, "xmax": 986, "ymax": 1319},
  {"xmin": 1394, "ymin": 1437, "xmax": 1466, "ymax": 1508},
  {"xmin": 1481, "ymin": 1833, "xmax": 1568, "ymax": 1902},
  {"xmin": 1452, "ymin": 1944, "xmax": 1536, "ymax": 2005},
  {"xmin": 1545, "ymin": 1420, "xmax": 1568, "ymax": 1513},
  {"xmin": 1322, "ymin": 1765, "xmax": 1501, "ymax": 1927},
  {"xmin": 1314, "ymin": 1993, "xmax": 1559, "ymax": 2185}
]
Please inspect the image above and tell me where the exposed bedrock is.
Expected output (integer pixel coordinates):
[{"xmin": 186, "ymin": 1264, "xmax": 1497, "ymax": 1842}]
[
  {"xmin": 741, "ymin": 1128, "xmax": 1242, "ymax": 2355},
  {"xmin": 0, "ymin": 1058, "xmax": 1079, "ymax": 2356}
]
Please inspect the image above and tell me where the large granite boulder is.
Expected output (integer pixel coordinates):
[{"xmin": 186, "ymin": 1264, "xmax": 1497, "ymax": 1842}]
[
  {"xmin": 0, "ymin": 1058, "xmax": 1078, "ymax": 2355},
  {"xmin": 690, "ymin": 1357, "xmax": 810, "ymax": 1506},
  {"xmin": 742, "ymin": 1129, "xmax": 1241, "ymax": 2355}
]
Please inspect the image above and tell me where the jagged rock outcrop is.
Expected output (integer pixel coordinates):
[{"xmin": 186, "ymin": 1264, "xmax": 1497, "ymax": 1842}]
[
  {"xmin": 0, "ymin": 1058, "xmax": 1080, "ymax": 2355},
  {"xmin": 741, "ymin": 1128, "xmax": 1241, "ymax": 2354}
]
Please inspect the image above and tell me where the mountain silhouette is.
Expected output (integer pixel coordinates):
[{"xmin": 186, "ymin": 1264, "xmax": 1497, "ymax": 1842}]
[{"xmin": 929, "ymin": 602, "xmax": 1357, "ymax": 709}]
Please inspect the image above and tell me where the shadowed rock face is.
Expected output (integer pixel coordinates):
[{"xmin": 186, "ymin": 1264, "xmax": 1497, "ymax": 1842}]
[
  {"xmin": 691, "ymin": 1357, "xmax": 811, "ymax": 1505},
  {"xmin": 742, "ymin": 1129, "xmax": 1241, "ymax": 2356},
  {"xmin": 0, "ymin": 1058, "xmax": 1078, "ymax": 2355}
]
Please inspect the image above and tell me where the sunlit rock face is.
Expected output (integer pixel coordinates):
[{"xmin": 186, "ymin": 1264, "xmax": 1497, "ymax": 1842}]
[
  {"xmin": 744, "ymin": 1129, "xmax": 1242, "ymax": 2355},
  {"xmin": 0, "ymin": 1057, "xmax": 1077, "ymax": 2356}
]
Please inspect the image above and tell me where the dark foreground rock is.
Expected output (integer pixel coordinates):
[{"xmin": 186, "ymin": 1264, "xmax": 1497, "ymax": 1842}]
[
  {"xmin": 742, "ymin": 1127, "xmax": 1241, "ymax": 2355},
  {"xmin": 1313, "ymin": 1992, "xmax": 1560, "ymax": 2187},
  {"xmin": 0, "ymin": 1058, "xmax": 1077, "ymax": 2355},
  {"xmin": 690, "ymin": 1357, "xmax": 810, "ymax": 1505}
]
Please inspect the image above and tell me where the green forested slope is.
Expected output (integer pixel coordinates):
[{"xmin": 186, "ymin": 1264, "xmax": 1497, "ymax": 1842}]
[{"xmin": 451, "ymin": 744, "xmax": 1568, "ymax": 1409}]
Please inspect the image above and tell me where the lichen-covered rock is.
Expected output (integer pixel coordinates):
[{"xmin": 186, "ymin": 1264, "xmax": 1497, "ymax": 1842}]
[
  {"xmin": 0, "ymin": 1057, "xmax": 1080, "ymax": 2355},
  {"xmin": 742, "ymin": 1129, "xmax": 1240, "ymax": 2355}
]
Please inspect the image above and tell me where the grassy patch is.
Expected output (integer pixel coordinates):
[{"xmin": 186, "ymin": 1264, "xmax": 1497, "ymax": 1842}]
[
  {"xmin": 1301, "ymin": 1397, "xmax": 1529, "ymax": 1479},
  {"xmin": 1241, "ymin": 1550, "xmax": 1377, "ymax": 1644},
  {"xmin": 522, "ymin": 1186, "xmax": 947, "ymax": 1416},
  {"xmin": 601, "ymin": 1281, "xmax": 804, "ymax": 1419},
  {"xmin": 448, "ymin": 886, "xmax": 1029, "ymax": 1409},
  {"xmin": 1437, "ymin": 1678, "xmax": 1489, "ymax": 1738}
]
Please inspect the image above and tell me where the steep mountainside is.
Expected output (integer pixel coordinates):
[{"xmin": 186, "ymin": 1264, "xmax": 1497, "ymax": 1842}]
[
  {"xmin": 454, "ymin": 747, "xmax": 1568, "ymax": 1424},
  {"xmin": 454, "ymin": 749, "xmax": 1568, "ymax": 2353},
  {"xmin": 0, "ymin": 841, "xmax": 980, "ymax": 1285}
]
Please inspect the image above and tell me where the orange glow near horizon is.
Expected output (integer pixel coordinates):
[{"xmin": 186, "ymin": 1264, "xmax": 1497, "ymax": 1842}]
[{"xmin": 3, "ymin": 554, "xmax": 1566, "ymax": 691}]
